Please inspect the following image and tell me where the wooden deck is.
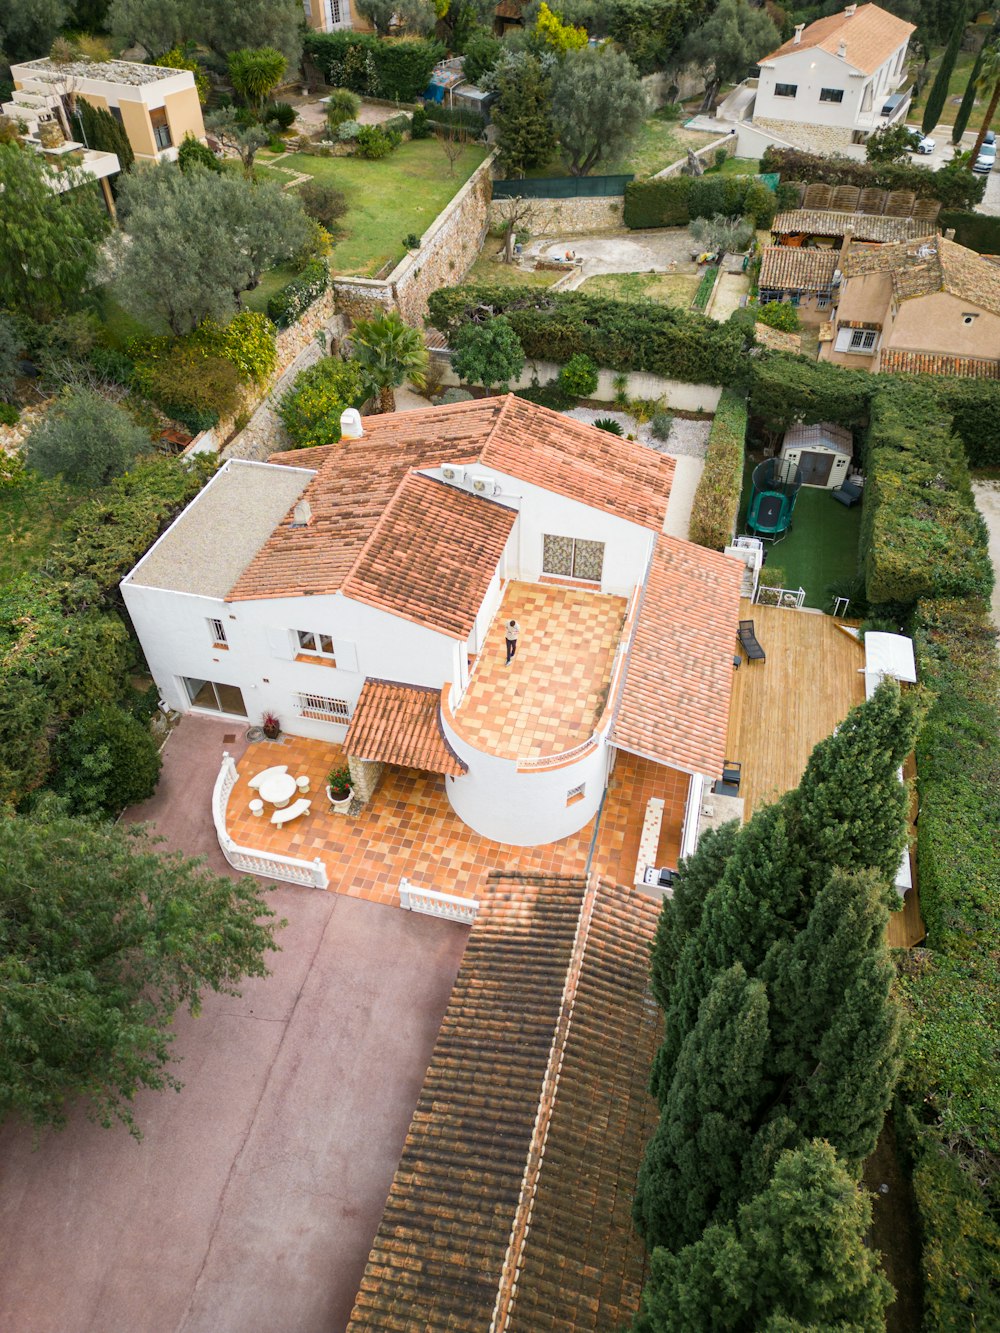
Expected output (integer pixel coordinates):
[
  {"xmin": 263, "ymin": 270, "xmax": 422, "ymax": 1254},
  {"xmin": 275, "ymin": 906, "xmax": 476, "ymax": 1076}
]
[{"xmin": 726, "ymin": 601, "xmax": 925, "ymax": 948}]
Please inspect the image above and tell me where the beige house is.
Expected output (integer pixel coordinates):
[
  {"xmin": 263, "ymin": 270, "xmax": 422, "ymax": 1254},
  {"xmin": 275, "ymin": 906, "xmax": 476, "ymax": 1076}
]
[
  {"xmin": 8, "ymin": 58, "xmax": 205, "ymax": 164},
  {"xmin": 820, "ymin": 235, "xmax": 1000, "ymax": 378},
  {"xmin": 302, "ymin": 0, "xmax": 358, "ymax": 32}
]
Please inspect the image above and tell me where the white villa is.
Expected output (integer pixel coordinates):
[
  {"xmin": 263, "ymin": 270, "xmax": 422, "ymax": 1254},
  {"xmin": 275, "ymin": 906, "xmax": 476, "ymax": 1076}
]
[
  {"xmin": 121, "ymin": 396, "xmax": 742, "ymax": 849},
  {"xmin": 751, "ymin": 3, "xmax": 915, "ymax": 152}
]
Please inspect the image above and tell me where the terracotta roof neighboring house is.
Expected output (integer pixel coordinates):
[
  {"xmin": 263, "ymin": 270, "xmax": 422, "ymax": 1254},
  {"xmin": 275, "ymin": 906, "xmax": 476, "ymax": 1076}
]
[
  {"xmin": 842, "ymin": 234, "xmax": 1000, "ymax": 316},
  {"xmin": 760, "ymin": 245, "xmax": 840, "ymax": 292},
  {"xmin": 612, "ymin": 535, "xmax": 742, "ymax": 777},
  {"xmin": 754, "ymin": 322, "xmax": 803, "ymax": 353},
  {"xmin": 344, "ymin": 678, "xmax": 467, "ymax": 774},
  {"xmin": 772, "ymin": 210, "xmax": 934, "ymax": 244},
  {"xmin": 879, "ymin": 349, "xmax": 1000, "ymax": 379},
  {"xmin": 761, "ymin": 3, "xmax": 915, "ymax": 76},
  {"xmin": 340, "ymin": 472, "xmax": 517, "ymax": 638},
  {"xmin": 230, "ymin": 395, "xmax": 674, "ymax": 607},
  {"xmin": 346, "ymin": 873, "xmax": 662, "ymax": 1332}
]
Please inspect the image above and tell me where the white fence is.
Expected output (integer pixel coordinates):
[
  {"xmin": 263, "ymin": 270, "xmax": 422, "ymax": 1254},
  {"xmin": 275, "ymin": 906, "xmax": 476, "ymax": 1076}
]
[
  {"xmin": 399, "ymin": 876, "xmax": 479, "ymax": 924},
  {"xmin": 212, "ymin": 753, "xmax": 329, "ymax": 889},
  {"xmin": 755, "ymin": 584, "xmax": 806, "ymax": 609}
]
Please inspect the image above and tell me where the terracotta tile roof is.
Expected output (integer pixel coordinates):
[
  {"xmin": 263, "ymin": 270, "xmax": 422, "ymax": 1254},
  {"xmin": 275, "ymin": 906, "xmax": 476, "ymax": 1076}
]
[
  {"xmin": 612, "ymin": 534, "xmax": 743, "ymax": 776},
  {"xmin": 229, "ymin": 396, "xmax": 674, "ymax": 611},
  {"xmin": 754, "ymin": 321, "xmax": 802, "ymax": 353},
  {"xmin": 760, "ymin": 245, "xmax": 840, "ymax": 292},
  {"xmin": 879, "ymin": 348, "xmax": 1000, "ymax": 379},
  {"xmin": 843, "ymin": 234, "xmax": 1000, "ymax": 317},
  {"xmin": 772, "ymin": 210, "xmax": 933, "ymax": 244},
  {"xmin": 346, "ymin": 874, "xmax": 662, "ymax": 1332},
  {"xmin": 480, "ymin": 396, "xmax": 675, "ymax": 531},
  {"xmin": 501, "ymin": 879, "xmax": 661, "ymax": 1332},
  {"xmin": 347, "ymin": 874, "xmax": 589, "ymax": 1332},
  {"xmin": 762, "ymin": 3, "xmax": 914, "ymax": 76},
  {"xmin": 344, "ymin": 678, "xmax": 467, "ymax": 775},
  {"xmin": 340, "ymin": 472, "xmax": 517, "ymax": 638}
]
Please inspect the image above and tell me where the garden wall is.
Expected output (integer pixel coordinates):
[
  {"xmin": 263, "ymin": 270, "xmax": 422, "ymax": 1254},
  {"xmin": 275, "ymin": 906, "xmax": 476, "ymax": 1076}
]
[
  {"xmin": 432, "ymin": 352, "xmax": 721, "ymax": 412},
  {"xmin": 487, "ymin": 194, "xmax": 626, "ymax": 233},
  {"xmin": 333, "ymin": 151, "xmax": 497, "ymax": 326},
  {"xmin": 652, "ymin": 133, "xmax": 733, "ymax": 179}
]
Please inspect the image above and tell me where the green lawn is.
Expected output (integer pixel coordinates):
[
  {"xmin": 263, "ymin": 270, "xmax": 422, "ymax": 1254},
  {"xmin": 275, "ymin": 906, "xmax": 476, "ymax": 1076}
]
[
  {"xmin": 91, "ymin": 288, "xmax": 163, "ymax": 349},
  {"xmin": 523, "ymin": 114, "xmax": 718, "ymax": 181},
  {"xmin": 244, "ymin": 264, "xmax": 301, "ymax": 315},
  {"xmin": 577, "ymin": 271, "xmax": 701, "ymax": 307},
  {"xmin": 740, "ymin": 459, "xmax": 863, "ymax": 610},
  {"xmin": 704, "ymin": 156, "xmax": 763, "ymax": 176},
  {"xmin": 914, "ymin": 47, "xmax": 1000, "ymax": 136},
  {"xmin": 0, "ymin": 473, "xmax": 86, "ymax": 586},
  {"xmin": 465, "ymin": 237, "xmax": 563, "ymax": 288},
  {"xmin": 277, "ymin": 141, "xmax": 488, "ymax": 277}
]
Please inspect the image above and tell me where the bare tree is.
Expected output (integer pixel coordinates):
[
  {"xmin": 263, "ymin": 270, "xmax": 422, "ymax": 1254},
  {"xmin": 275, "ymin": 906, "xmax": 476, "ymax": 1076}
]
[
  {"xmin": 492, "ymin": 196, "xmax": 552, "ymax": 263},
  {"xmin": 438, "ymin": 123, "xmax": 469, "ymax": 177}
]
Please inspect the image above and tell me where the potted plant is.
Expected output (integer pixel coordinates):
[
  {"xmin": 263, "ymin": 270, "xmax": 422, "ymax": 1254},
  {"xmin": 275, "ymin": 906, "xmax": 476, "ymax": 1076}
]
[
  {"xmin": 262, "ymin": 712, "xmax": 281, "ymax": 741},
  {"xmin": 326, "ymin": 764, "xmax": 353, "ymax": 814}
]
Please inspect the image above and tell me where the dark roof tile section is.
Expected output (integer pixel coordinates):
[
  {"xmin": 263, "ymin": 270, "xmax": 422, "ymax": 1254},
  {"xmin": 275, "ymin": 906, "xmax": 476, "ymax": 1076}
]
[
  {"xmin": 879, "ymin": 348, "xmax": 1000, "ymax": 379},
  {"xmin": 340, "ymin": 472, "xmax": 517, "ymax": 638},
  {"xmin": 344, "ymin": 678, "xmax": 467, "ymax": 775},
  {"xmin": 772, "ymin": 210, "xmax": 933, "ymax": 244},
  {"xmin": 502, "ymin": 880, "xmax": 662, "ymax": 1333},
  {"xmin": 760, "ymin": 245, "xmax": 840, "ymax": 292},
  {"xmin": 612, "ymin": 534, "xmax": 743, "ymax": 775},
  {"xmin": 843, "ymin": 234, "xmax": 1000, "ymax": 316},
  {"xmin": 347, "ymin": 875, "xmax": 588, "ymax": 1332}
]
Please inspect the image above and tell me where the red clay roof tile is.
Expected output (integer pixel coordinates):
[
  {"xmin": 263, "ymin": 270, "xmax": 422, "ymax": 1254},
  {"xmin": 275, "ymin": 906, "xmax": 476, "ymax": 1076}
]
[{"xmin": 344, "ymin": 678, "xmax": 467, "ymax": 775}]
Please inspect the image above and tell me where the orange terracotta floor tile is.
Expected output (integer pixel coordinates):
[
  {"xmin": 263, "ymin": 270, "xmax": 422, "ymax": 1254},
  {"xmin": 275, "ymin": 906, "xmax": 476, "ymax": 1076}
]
[
  {"xmin": 226, "ymin": 737, "xmax": 691, "ymax": 908},
  {"xmin": 455, "ymin": 582, "xmax": 627, "ymax": 760}
]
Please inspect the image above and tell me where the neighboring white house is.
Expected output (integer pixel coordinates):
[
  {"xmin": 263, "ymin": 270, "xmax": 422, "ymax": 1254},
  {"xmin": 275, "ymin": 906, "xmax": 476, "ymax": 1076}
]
[
  {"xmin": 751, "ymin": 3, "xmax": 915, "ymax": 153},
  {"xmin": 121, "ymin": 396, "xmax": 742, "ymax": 847}
]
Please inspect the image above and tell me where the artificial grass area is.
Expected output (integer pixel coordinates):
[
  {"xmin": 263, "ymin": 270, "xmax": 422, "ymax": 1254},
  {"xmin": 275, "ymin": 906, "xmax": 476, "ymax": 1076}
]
[
  {"xmin": 276, "ymin": 141, "xmax": 488, "ymax": 277},
  {"xmin": 739, "ymin": 458, "xmax": 863, "ymax": 610},
  {"xmin": 577, "ymin": 271, "xmax": 701, "ymax": 306}
]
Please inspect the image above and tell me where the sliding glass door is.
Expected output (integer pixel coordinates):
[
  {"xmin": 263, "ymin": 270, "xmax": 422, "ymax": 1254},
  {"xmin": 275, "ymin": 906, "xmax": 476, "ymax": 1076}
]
[{"xmin": 183, "ymin": 678, "xmax": 247, "ymax": 717}]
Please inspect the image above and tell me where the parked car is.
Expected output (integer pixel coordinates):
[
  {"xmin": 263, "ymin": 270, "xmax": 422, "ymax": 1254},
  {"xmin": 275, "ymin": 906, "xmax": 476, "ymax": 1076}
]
[
  {"xmin": 913, "ymin": 135, "xmax": 936, "ymax": 155},
  {"xmin": 973, "ymin": 140, "xmax": 996, "ymax": 174}
]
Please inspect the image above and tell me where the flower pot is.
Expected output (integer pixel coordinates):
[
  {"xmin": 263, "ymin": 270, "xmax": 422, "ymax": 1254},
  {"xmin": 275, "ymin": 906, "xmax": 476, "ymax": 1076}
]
[{"xmin": 326, "ymin": 784, "xmax": 353, "ymax": 814}]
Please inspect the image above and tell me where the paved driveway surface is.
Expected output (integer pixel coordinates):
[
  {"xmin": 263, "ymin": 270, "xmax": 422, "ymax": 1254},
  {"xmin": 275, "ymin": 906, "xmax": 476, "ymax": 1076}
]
[{"xmin": 0, "ymin": 889, "xmax": 466, "ymax": 1333}]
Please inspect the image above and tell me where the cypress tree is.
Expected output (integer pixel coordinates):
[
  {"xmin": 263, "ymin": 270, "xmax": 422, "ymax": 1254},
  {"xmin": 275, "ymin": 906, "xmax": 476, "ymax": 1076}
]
[
  {"xmin": 73, "ymin": 100, "xmax": 135, "ymax": 175},
  {"xmin": 633, "ymin": 965, "xmax": 770, "ymax": 1253},
  {"xmin": 952, "ymin": 41, "xmax": 986, "ymax": 145},
  {"xmin": 922, "ymin": 5, "xmax": 970, "ymax": 136},
  {"xmin": 635, "ymin": 1142, "xmax": 894, "ymax": 1333}
]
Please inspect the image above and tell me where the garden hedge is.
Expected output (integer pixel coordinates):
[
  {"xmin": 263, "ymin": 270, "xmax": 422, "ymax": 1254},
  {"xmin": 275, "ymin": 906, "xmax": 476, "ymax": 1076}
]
[
  {"xmin": 759, "ymin": 146, "xmax": 985, "ymax": 210},
  {"xmin": 747, "ymin": 354, "xmax": 874, "ymax": 432},
  {"xmin": 859, "ymin": 383, "xmax": 992, "ymax": 606},
  {"xmin": 426, "ymin": 284, "xmax": 749, "ymax": 388},
  {"xmin": 624, "ymin": 173, "xmax": 776, "ymax": 230},
  {"xmin": 266, "ymin": 259, "xmax": 329, "ymax": 329},
  {"xmin": 688, "ymin": 389, "xmax": 746, "ymax": 550},
  {"xmin": 304, "ymin": 31, "xmax": 443, "ymax": 103},
  {"xmin": 938, "ymin": 208, "xmax": 1000, "ymax": 254}
]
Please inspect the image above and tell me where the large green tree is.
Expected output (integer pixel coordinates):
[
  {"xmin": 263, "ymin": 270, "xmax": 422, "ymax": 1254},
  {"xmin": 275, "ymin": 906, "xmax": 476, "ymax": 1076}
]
[
  {"xmin": 349, "ymin": 310, "xmax": 428, "ymax": 413},
  {"xmin": 0, "ymin": 0, "xmax": 70, "ymax": 62},
  {"xmin": 635, "ymin": 1142, "xmax": 894, "ymax": 1333},
  {"xmin": 491, "ymin": 52, "xmax": 557, "ymax": 178},
  {"xmin": 969, "ymin": 40, "xmax": 1000, "ymax": 168},
  {"xmin": 113, "ymin": 162, "xmax": 309, "ymax": 334},
  {"xmin": 451, "ymin": 316, "xmax": 524, "ymax": 393},
  {"xmin": 684, "ymin": 0, "xmax": 779, "ymax": 112},
  {"xmin": 203, "ymin": 0, "xmax": 302, "ymax": 65},
  {"xmin": 0, "ymin": 810, "xmax": 281, "ymax": 1134},
  {"xmin": 922, "ymin": 4, "xmax": 971, "ymax": 135},
  {"xmin": 0, "ymin": 144, "xmax": 108, "ymax": 323},
  {"xmin": 73, "ymin": 100, "xmax": 135, "ymax": 175},
  {"xmin": 550, "ymin": 44, "xmax": 648, "ymax": 177},
  {"xmin": 107, "ymin": 0, "xmax": 192, "ymax": 59},
  {"xmin": 25, "ymin": 386, "xmax": 150, "ymax": 486}
]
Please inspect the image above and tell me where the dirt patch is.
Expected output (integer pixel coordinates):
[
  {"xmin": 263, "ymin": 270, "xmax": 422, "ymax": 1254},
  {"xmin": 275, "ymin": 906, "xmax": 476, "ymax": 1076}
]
[{"xmin": 863, "ymin": 1114, "xmax": 924, "ymax": 1333}]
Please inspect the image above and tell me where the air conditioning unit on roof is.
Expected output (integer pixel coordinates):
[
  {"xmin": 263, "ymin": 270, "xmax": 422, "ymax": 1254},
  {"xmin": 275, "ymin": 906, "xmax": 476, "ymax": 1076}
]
[
  {"xmin": 441, "ymin": 465, "xmax": 459, "ymax": 481},
  {"xmin": 466, "ymin": 473, "xmax": 497, "ymax": 496}
]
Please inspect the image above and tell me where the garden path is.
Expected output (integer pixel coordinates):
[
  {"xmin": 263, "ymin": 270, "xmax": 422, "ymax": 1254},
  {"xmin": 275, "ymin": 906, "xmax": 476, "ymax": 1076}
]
[{"xmin": 973, "ymin": 480, "xmax": 1000, "ymax": 631}]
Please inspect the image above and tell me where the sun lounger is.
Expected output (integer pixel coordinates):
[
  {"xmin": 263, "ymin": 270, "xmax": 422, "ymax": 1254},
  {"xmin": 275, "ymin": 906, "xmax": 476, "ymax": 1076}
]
[
  {"xmin": 270, "ymin": 798, "xmax": 311, "ymax": 826},
  {"xmin": 737, "ymin": 620, "xmax": 765, "ymax": 663},
  {"xmin": 832, "ymin": 479, "xmax": 863, "ymax": 507}
]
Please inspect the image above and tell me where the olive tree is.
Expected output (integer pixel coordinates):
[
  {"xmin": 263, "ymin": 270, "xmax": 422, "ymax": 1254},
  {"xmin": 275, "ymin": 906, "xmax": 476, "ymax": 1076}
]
[{"xmin": 550, "ymin": 45, "xmax": 648, "ymax": 176}]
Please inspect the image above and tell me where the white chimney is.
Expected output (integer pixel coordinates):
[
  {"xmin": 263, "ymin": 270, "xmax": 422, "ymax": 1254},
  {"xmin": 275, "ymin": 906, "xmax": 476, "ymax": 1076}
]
[
  {"xmin": 340, "ymin": 407, "xmax": 363, "ymax": 439},
  {"xmin": 292, "ymin": 498, "xmax": 312, "ymax": 526},
  {"xmin": 793, "ymin": 23, "xmax": 804, "ymax": 44},
  {"xmin": 845, "ymin": 4, "xmax": 857, "ymax": 15},
  {"xmin": 838, "ymin": 40, "xmax": 848, "ymax": 59}
]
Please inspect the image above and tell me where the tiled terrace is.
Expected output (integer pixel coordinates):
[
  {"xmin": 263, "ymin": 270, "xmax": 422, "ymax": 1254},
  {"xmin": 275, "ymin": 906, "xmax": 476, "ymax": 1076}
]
[
  {"xmin": 454, "ymin": 581, "xmax": 628, "ymax": 760},
  {"xmin": 225, "ymin": 735, "xmax": 689, "ymax": 907}
]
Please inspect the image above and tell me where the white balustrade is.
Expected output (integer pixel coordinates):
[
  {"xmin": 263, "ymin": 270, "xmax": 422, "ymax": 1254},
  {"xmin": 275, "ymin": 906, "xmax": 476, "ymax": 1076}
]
[
  {"xmin": 755, "ymin": 584, "xmax": 806, "ymax": 610},
  {"xmin": 399, "ymin": 876, "xmax": 479, "ymax": 923},
  {"xmin": 213, "ymin": 753, "xmax": 328, "ymax": 889}
]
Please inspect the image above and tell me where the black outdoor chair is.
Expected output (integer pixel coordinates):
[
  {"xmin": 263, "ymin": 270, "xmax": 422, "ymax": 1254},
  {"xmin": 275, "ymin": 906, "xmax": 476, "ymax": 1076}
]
[
  {"xmin": 713, "ymin": 759, "xmax": 742, "ymax": 798},
  {"xmin": 737, "ymin": 620, "xmax": 765, "ymax": 663},
  {"xmin": 832, "ymin": 479, "xmax": 863, "ymax": 508}
]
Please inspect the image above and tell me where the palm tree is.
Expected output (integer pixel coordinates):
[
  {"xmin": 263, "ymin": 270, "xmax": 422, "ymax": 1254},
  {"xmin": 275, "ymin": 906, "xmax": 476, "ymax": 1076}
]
[
  {"xmin": 349, "ymin": 310, "xmax": 428, "ymax": 414},
  {"xmin": 969, "ymin": 39, "xmax": 1000, "ymax": 168}
]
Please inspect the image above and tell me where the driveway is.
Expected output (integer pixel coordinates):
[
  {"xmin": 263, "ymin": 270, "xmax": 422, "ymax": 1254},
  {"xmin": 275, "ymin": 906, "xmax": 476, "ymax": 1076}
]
[{"xmin": 0, "ymin": 889, "xmax": 466, "ymax": 1333}]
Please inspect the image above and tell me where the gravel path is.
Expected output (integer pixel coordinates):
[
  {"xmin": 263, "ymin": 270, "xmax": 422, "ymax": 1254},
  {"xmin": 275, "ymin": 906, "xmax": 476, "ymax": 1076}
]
[{"xmin": 564, "ymin": 407, "xmax": 711, "ymax": 458}]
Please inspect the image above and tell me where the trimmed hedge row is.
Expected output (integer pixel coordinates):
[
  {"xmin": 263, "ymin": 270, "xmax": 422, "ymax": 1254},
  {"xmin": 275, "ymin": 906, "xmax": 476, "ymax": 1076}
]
[
  {"xmin": 267, "ymin": 259, "xmax": 329, "ymax": 329},
  {"xmin": 688, "ymin": 389, "xmax": 746, "ymax": 550},
  {"xmin": 933, "ymin": 376, "xmax": 1000, "ymax": 467},
  {"xmin": 939, "ymin": 208, "xmax": 1000, "ymax": 254},
  {"xmin": 624, "ymin": 173, "xmax": 780, "ymax": 230},
  {"xmin": 426, "ymin": 284, "xmax": 749, "ymax": 388},
  {"xmin": 759, "ymin": 146, "xmax": 985, "ymax": 210},
  {"xmin": 859, "ymin": 383, "xmax": 992, "ymax": 606},
  {"xmin": 304, "ymin": 31, "xmax": 442, "ymax": 103}
]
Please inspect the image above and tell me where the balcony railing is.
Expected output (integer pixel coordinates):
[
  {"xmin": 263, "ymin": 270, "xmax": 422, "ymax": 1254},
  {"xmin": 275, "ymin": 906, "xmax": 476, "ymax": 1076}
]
[{"xmin": 212, "ymin": 753, "xmax": 328, "ymax": 889}]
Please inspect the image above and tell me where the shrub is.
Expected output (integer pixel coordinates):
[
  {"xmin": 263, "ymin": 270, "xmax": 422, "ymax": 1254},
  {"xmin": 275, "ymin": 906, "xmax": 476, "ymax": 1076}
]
[
  {"xmin": 411, "ymin": 105, "xmax": 430, "ymax": 138},
  {"xmin": 748, "ymin": 354, "xmax": 873, "ymax": 432},
  {"xmin": 593, "ymin": 417, "xmax": 623, "ymax": 435},
  {"xmin": 439, "ymin": 386, "xmax": 474, "ymax": 404},
  {"xmin": 191, "ymin": 310, "xmax": 277, "ymax": 384},
  {"xmin": 304, "ymin": 31, "xmax": 443, "ymax": 103},
  {"xmin": 177, "ymin": 132, "xmax": 221, "ymax": 173},
  {"xmin": 688, "ymin": 388, "xmax": 746, "ymax": 550},
  {"xmin": 54, "ymin": 703, "xmax": 162, "ymax": 817},
  {"xmin": 266, "ymin": 258, "xmax": 329, "ymax": 328},
  {"xmin": 625, "ymin": 173, "xmax": 776, "ymax": 230},
  {"xmin": 650, "ymin": 409, "xmax": 673, "ymax": 441},
  {"xmin": 131, "ymin": 341, "xmax": 242, "ymax": 432},
  {"xmin": 714, "ymin": 148, "xmax": 728, "ymax": 168},
  {"xmin": 24, "ymin": 387, "xmax": 150, "ymax": 486},
  {"xmin": 427, "ymin": 284, "xmax": 749, "ymax": 388},
  {"xmin": 558, "ymin": 353, "xmax": 599, "ymax": 399},
  {"xmin": 515, "ymin": 379, "xmax": 576, "ymax": 411},
  {"xmin": 266, "ymin": 101, "xmax": 297, "ymax": 130},
  {"xmin": 278, "ymin": 355, "xmax": 368, "ymax": 447},
  {"xmin": 402, "ymin": 231, "xmax": 421, "ymax": 249},
  {"xmin": 325, "ymin": 86, "xmax": 361, "ymax": 132},
  {"xmin": 451, "ymin": 315, "xmax": 525, "ymax": 392},
  {"xmin": 938, "ymin": 209, "xmax": 1000, "ymax": 255},
  {"xmin": 297, "ymin": 179, "xmax": 348, "ymax": 230},
  {"xmin": 336, "ymin": 119, "xmax": 362, "ymax": 141},
  {"xmin": 0, "ymin": 402, "xmax": 20, "ymax": 426},
  {"xmin": 756, "ymin": 300, "xmax": 800, "ymax": 332},
  {"xmin": 383, "ymin": 112, "xmax": 411, "ymax": 137},
  {"xmin": 355, "ymin": 124, "xmax": 395, "ymax": 159},
  {"xmin": 87, "ymin": 344, "xmax": 136, "ymax": 387},
  {"xmin": 759, "ymin": 146, "xmax": 985, "ymax": 210}
]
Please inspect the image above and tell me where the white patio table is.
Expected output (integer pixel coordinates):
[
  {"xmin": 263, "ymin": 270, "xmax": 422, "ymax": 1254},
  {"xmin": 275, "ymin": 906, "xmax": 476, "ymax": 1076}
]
[{"xmin": 257, "ymin": 771, "xmax": 297, "ymax": 809}]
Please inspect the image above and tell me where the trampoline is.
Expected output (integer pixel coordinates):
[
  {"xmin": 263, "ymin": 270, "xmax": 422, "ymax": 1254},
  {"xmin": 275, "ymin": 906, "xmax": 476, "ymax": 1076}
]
[{"xmin": 747, "ymin": 457, "xmax": 803, "ymax": 538}]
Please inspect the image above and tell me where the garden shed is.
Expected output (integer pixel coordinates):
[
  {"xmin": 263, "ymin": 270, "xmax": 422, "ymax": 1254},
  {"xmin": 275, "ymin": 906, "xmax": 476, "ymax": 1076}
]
[{"xmin": 778, "ymin": 422, "xmax": 853, "ymax": 489}]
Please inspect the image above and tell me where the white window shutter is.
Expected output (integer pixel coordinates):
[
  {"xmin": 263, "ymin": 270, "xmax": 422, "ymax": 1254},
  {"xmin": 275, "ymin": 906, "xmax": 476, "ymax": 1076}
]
[
  {"xmin": 334, "ymin": 640, "xmax": 358, "ymax": 672},
  {"xmin": 266, "ymin": 626, "xmax": 294, "ymax": 659}
]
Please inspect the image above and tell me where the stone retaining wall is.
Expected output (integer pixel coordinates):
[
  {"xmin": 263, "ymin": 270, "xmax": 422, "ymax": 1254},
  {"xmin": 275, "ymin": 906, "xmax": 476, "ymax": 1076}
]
[
  {"xmin": 652, "ymin": 133, "xmax": 734, "ymax": 179},
  {"xmin": 487, "ymin": 193, "xmax": 625, "ymax": 234},
  {"xmin": 752, "ymin": 117, "xmax": 855, "ymax": 154}
]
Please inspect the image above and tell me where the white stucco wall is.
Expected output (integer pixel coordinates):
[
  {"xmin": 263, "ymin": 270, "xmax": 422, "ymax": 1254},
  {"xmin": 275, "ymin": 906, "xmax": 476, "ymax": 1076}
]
[{"xmin": 754, "ymin": 41, "xmax": 908, "ymax": 134}]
